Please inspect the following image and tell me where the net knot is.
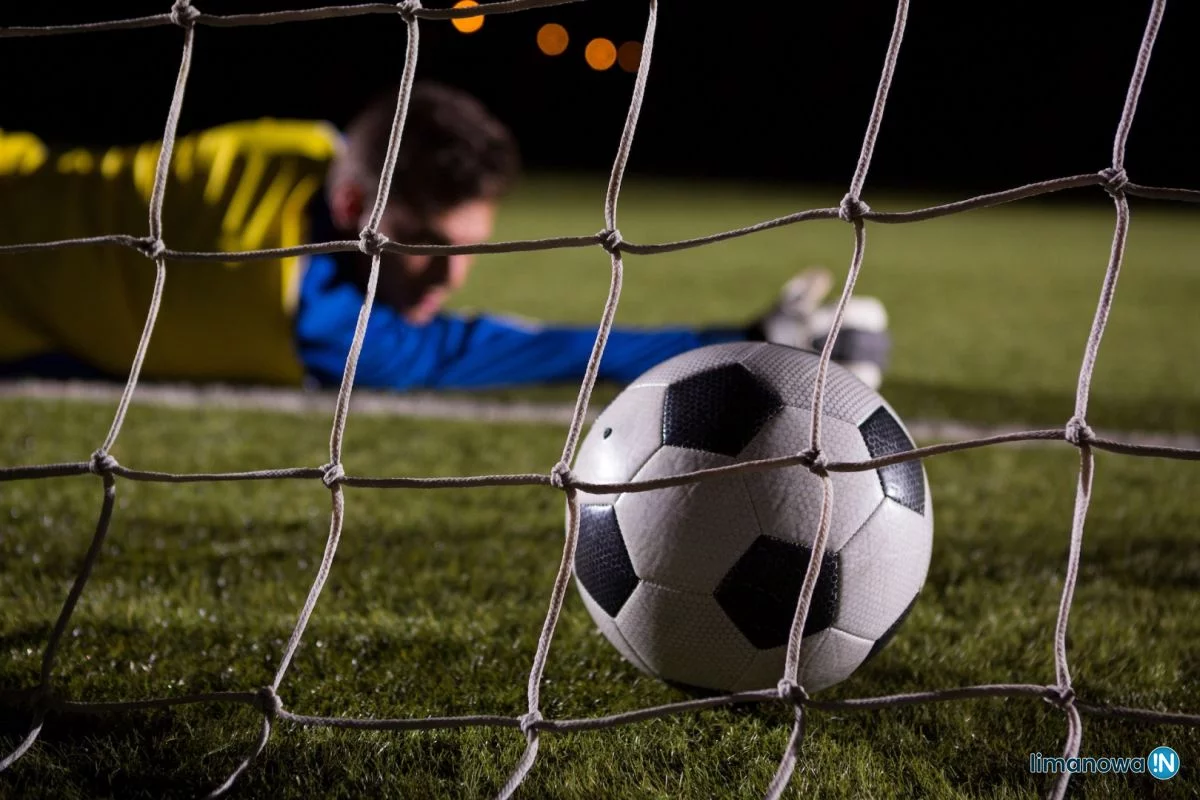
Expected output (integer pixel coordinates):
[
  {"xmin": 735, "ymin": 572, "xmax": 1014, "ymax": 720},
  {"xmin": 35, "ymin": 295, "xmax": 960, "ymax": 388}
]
[
  {"xmin": 777, "ymin": 679, "xmax": 808, "ymax": 705},
  {"xmin": 138, "ymin": 237, "xmax": 167, "ymax": 260},
  {"xmin": 396, "ymin": 0, "xmax": 422, "ymax": 22},
  {"xmin": 255, "ymin": 686, "xmax": 283, "ymax": 718},
  {"xmin": 90, "ymin": 450, "xmax": 119, "ymax": 476},
  {"xmin": 358, "ymin": 229, "xmax": 390, "ymax": 256},
  {"xmin": 322, "ymin": 462, "xmax": 346, "ymax": 488},
  {"xmin": 798, "ymin": 448, "xmax": 828, "ymax": 476},
  {"xmin": 518, "ymin": 710, "xmax": 543, "ymax": 735},
  {"xmin": 1099, "ymin": 167, "xmax": 1128, "ymax": 196},
  {"xmin": 1064, "ymin": 416, "xmax": 1094, "ymax": 446},
  {"xmin": 599, "ymin": 228, "xmax": 624, "ymax": 254},
  {"xmin": 1046, "ymin": 684, "xmax": 1076, "ymax": 708},
  {"xmin": 170, "ymin": 0, "xmax": 201, "ymax": 27},
  {"xmin": 549, "ymin": 461, "xmax": 574, "ymax": 490},
  {"xmin": 838, "ymin": 193, "xmax": 871, "ymax": 223}
]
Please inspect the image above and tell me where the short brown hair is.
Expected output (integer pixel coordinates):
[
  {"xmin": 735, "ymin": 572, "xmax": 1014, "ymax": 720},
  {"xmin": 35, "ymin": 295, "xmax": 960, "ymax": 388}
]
[{"xmin": 332, "ymin": 80, "xmax": 519, "ymax": 215}]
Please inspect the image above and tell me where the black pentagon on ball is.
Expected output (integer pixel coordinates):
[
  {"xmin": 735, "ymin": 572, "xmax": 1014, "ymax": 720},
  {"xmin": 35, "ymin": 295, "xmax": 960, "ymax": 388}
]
[
  {"xmin": 575, "ymin": 504, "xmax": 639, "ymax": 617},
  {"xmin": 859, "ymin": 406, "xmax": 926, "ymax": 515},
  {"xmin": 715, "ymin": 536, "xmax": 840, "ymax": 650},
  {"xmin": 662, "ymin": 363, "xmax": 783, "ymax": 457}
]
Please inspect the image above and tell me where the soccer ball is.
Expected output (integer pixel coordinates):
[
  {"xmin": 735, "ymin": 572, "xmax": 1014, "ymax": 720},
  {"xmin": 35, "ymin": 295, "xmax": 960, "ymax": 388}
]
[{"xmin": 570, "ymin": 342, "xmax": 933, "ymax": 695}]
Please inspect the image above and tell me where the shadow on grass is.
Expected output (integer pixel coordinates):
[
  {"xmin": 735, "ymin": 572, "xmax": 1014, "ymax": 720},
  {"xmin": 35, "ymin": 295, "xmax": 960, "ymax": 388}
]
[
  {"xmin": 0, "ymin": 695, "xmax": 267, "ymax": 800},
  {"xmin": 0, "ymin": 690, "xmax": 535, "ymax": 800}
]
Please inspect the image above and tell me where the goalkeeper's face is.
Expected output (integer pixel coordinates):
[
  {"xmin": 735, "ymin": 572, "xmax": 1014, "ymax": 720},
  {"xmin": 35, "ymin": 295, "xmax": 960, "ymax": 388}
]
[{"xmin": 373, "ymin": 197, "xmax": 498, "ymax": 325}]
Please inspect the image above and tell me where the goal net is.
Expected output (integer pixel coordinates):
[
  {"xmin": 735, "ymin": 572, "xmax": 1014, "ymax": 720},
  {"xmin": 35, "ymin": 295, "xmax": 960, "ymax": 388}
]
[{"xmin": 1, "ymin": 1, "xmax": 1198, "ymax": 798}]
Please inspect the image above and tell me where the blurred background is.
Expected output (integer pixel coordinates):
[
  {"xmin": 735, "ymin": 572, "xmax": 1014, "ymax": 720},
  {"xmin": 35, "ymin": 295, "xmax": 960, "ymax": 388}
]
[
  {"xmin": 2, "ymin": 0, "xmax": 1197, "ymax": 193},
  {"xmin": 2, "ymin": 0, "xmax": 1198, "ymax": 432}
]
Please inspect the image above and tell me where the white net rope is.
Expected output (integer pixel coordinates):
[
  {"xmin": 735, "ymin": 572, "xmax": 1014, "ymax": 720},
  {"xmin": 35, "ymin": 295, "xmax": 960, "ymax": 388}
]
[{"xmin": 1, "ymin": 1, "xmax": 1199, "ymax": 798}]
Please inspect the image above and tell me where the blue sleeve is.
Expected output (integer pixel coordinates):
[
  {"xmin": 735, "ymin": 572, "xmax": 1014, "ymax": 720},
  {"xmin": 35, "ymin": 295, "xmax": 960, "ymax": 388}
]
[{"xmin": 295, "ymin": 256, "xmax": 748, "ymax": 390}]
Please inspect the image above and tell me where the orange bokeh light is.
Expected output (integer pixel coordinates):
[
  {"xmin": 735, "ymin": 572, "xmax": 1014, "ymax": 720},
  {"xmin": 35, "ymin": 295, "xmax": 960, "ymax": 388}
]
[
  {"xmin": 617, "ymin": 41, "xmax": 642, "ymax": 73},
  {"xmin": 451, "ymin": 0, "xmax": 483, "ymax": 33},
  {"xmin": 585, "ymin": 38, "xmax": 617, "ymax": 71},
  {"xmin": 537, "ymin": 23, "xmax": 569, "ymax": 56}
]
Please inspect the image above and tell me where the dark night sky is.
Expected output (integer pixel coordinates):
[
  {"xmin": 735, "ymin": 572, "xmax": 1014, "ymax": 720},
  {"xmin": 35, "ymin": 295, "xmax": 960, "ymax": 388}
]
[{"xmin": 1, "ymin": 0, "xmax": 1197, "ymax": 195}]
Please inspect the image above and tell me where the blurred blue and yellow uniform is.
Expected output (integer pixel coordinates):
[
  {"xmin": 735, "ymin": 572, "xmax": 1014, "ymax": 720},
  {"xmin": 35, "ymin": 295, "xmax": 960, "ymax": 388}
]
[{"xmin": 0, "ymin": 121, "xmax": 744, "ymax": 389}]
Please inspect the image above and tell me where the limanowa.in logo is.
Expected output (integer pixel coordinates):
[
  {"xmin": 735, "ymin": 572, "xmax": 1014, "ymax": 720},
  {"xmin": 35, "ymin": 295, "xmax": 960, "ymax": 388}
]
[{"xmin": 1029, "ymin": 746, "xmax": 1180, "ymax": 780}]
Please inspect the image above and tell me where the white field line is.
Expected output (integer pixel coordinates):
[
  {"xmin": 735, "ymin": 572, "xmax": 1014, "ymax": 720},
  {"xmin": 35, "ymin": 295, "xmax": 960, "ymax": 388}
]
[{"xmin": 2, "ymin": 378, "xmax": 1198, "ymax": 450}]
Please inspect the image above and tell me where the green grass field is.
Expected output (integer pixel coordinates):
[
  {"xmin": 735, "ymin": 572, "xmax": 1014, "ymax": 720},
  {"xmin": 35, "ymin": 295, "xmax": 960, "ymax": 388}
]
[
  {"xmin": 1, "ymin": 176, "xmax": 1198, "ymax": 798},
  {"xmin": 455, "ymin": 175, "xmax": 1200, "ymax": 432}
]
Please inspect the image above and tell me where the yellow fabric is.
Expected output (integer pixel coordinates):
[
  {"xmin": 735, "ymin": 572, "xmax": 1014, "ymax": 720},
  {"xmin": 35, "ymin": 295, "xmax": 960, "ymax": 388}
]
[{"xmin": 0, "ymin": 120, "xmax": 342, "ymax": 384}]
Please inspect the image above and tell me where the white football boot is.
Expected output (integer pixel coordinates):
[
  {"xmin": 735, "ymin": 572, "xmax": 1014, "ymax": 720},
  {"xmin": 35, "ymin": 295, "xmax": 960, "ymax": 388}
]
[{"xmin": 759, "ymin": 267, "xmax": 891, "ymax": 390}]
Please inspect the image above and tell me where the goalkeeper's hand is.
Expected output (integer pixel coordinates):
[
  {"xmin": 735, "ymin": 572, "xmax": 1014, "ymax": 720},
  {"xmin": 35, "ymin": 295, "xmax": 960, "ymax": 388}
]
[{"xmin": 750, "ymin": 267, "xmax": 892, "ymax": 390}]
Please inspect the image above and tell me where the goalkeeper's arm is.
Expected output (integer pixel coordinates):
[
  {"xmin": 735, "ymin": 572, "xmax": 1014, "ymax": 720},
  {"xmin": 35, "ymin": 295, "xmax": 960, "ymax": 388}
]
[
  {"xmin": 294, "ymin": 256, "xmax": 748, "ymax": 389},
  {"xmin": 294, "ymin": 257, "xmax": 891, "ymax": 391}
]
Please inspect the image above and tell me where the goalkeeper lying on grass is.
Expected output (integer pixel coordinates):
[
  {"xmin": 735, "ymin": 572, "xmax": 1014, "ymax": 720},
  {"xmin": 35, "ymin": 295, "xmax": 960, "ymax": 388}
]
[{"xmin": 0, "ymin": 81, "xmax": 889, "ymax": 391}]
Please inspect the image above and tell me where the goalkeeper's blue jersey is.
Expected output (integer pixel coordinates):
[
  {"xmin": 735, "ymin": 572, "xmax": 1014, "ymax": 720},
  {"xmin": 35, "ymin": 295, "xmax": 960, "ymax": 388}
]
[
  {"xmin": 293, "ymin": 197, "xmax": 748, "ymax": 389},
  {"xmin": 294, "ymin": 253, "xmax": 746, "ymax": 389}
]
